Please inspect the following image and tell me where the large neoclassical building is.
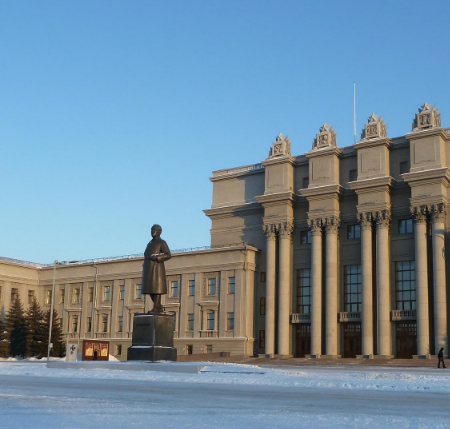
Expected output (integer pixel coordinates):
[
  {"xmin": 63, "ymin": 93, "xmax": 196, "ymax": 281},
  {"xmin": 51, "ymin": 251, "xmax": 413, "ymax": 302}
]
[{"xmin": 1, "ymin": 103, "xmax": 449, "ymax": 360}]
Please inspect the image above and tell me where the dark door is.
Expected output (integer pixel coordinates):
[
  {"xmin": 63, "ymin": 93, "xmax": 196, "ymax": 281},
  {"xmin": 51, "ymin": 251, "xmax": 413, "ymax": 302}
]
[
  {"xmin": 295, "ymin": 324, "xmax": 311, "ymax": 357},
  {"xmin": 344, "ymin": 323, "xmax": 361, "ymax": 358},
  {"xmin": 396, "ymin": 322, "xmax": 417, "ymax": 358}
]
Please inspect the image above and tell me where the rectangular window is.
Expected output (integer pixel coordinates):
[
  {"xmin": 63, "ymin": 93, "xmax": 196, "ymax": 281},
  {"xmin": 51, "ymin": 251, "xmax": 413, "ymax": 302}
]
[
  {"xmin": 188, "ymin": 280, "xmax": 195, "ymax": 296},
  {"xmin": 208, "ymin": 278, "xmax": 216, "ymax": 295},
  {"xmin": 119, "ymin": 285, "xmax": 125, "ymax": 300},
  {"xmin": 171, "ymin": 281, "xmax": 178, "ymax": 298},
  {"xmin": 347, "ymin": 225, "xmax": 361, "ymax": 239},
  {"xmin": 344, "ymin": 265, "xmax": 362, "ymax": 312},
  {"xmin": 260, "ymin": 272, "xmax": 266, "ymax": 282},
  {"xmin": 28, "ymin": 290, "xmax": 35, "ymax": 305},
  {"xmin": 186, "ymin": 345, "xmax": 193, "ymax": 355},
  {"xmin": 349, "ymin": 169, "xmax": 357, "ymax": 182},
  {"xmin": 302, "ymin": 177, "xmax": 309, "ymax": 188},
  {"xmin": 103, "ymin": 286, "xmax": 111, "ymax": 301},
  {"xmin": 398, "ymin": 219, "xmax": 413, "ymax": 234},
  {"xmin": 102, "ymin": 315, "xmax": 108, "ymax": 333},
  {"xmin": 207, "ymin": 311, "xmax": 215, "ymax": 330},
  {"xmin": 206, "ymin": 345, "xmax": 213, "ymax": 353},
  {"xmin": 135, "ymin": 284, "xmax": 142, "ymax": 300},
  {"xmin": 300, "ymin": 230, "xmax": 312, "ymax": 245},
  {"xmin": 45, "ymin": 290, "xmax": 52, "ymax": 305},
  {"xmin": 260, "ymin": 297, "xmax": 266, "ymax": 315},
  {"xmin": 72, "ymin": 315, "xmax": 78, "ymax": 333},
  {"xmin": 400, "ymin": 161, "xmax": 409, "ymax": 174},
  {"xmin": 227, "ymin": 312, "xmax": 234, "ymax": 330},
  {"xmin": 86, "ymin": 317, "xmax": 92, "ymax": 332},
  {"xmin": 187, "ymin": 313, "xmax": 194, "ymax": 331},
  {"xmin": 72, "ymin": 288, "xmax": 80, "ymax": 304},
  {"xmin": 59, "ymin": 289, "xmax": 65, "ymax": 304},
  {"xmin": 297, "ymin": 269, "xmax": 311, "ymax": 314},
  {"xmin": 117, "ymin": 316, "xmax": 123, "ymax": 332},
  {"xmin": 259, "ymin": 330, "xmax": 265, "ymax": 348},
  {"xmin": 172, "ymin": 312, "xmax": 177, "ymax": 331},
  {"xmin": 88, "ymin": 287, "xmax": 94, "ymax": 302},
  {"xmin": 395, "ymin": 261, "xmax": 416, "ymax": 311},
  {"xmin": 116, "ymin": 345, "xmax": 122, "ymax": 356},
  {"xmin": 228, "ymin": 277, "xmax": 235, "ymax": 294}
]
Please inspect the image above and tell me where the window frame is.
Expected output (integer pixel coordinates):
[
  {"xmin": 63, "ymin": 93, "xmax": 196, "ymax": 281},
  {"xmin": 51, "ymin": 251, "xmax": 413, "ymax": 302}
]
[
  {"xmin": 398, "ymin": 219, "xmax": 413, "ymax": 235},
  {"xmin": 347, "ymin": 224, "xmax": 361, "ymax": 240},
  {"xmin": 227, "ymin": 312, "xmax": 234, "ymax": 330},
  {"xmin": 297, "ymin": 269, "xmax": 311, "ymax": 314},
  {"xmin": 344, "ymin": 264, "xmax": 362, "ymax": 312},
  {"xmin": 188, "ymin": 280, "xmax": 195, "ymax": 296},
  {"xmin": 187, "ymin": 313, "xmax": 194, "ymax": 331},
  {"xmin": 228, "ymin": 277, "xmax": 235, "ymax": 294}
]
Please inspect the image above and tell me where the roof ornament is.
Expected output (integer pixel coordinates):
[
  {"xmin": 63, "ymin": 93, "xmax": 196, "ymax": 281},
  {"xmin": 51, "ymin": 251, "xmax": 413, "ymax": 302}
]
[
  {"xmin": 268, "ymin": 133, "xmax": 291, "ymax": 159},
  {"xmin": 312, "ymin": 124, "xmax": 337, "ymax": 150},
  {"xmin": 412, "ymin": 103, "xmax": 441, "ymax": 131},
  {"xmin": 360, "ymin": 113, "xmax": 387, "ymax": 140}
]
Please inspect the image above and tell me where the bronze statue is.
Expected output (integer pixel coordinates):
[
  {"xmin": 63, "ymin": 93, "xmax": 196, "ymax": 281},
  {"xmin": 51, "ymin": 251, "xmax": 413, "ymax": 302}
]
[{"xmin": 142, "ymin": 224, "xmax": 171, "ymax": 313}]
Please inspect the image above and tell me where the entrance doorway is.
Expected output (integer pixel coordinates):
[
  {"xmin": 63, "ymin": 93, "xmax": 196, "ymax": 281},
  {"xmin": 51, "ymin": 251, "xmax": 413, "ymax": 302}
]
[
  {"xmin": 295, "ymin": 324, "xmax": 311, "ymax": 357},
  {"xmin": 344, "ymin": 323, "xmax": 361, "ymax": 358},
  {"xmin": 396, "ymin": 322, "xmax": 417, "ymax": 358}
]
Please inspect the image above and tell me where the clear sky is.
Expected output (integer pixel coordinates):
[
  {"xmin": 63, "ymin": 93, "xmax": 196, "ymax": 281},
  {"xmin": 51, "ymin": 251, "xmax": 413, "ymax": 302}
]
[{"xmin": 1, "ymin": 1, "xmax": 449, "ymax": 264}]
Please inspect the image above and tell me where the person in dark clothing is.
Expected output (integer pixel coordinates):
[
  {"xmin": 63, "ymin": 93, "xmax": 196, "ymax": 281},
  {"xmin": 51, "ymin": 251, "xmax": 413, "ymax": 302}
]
[
  {"xmin": 438, "ymin": 347, "xmax": 446, "ymax": 368},
  {"xmin": 93, "ymin": 350, "xmax": 98, "ymax": 361}
]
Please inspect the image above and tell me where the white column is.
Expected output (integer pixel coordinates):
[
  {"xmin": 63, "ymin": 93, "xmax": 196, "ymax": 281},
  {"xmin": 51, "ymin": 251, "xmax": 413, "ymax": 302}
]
[
  {"xmin": 308, "ymin": 218, "xmax": 323, "ymax": 357},
  {"xmin": 431, "ymin": 204, "xmax": 447, "ymax": 352},
  {"xmin": 325, "ymin": 216, "xmax": 339, "ymax": 356},
  {"xmin": 376, "ymin": 210, "xmax": 392, "ymax": 356},
  {"xmin": 263, "ymin": 224, "xmax": 277, "ymax": 356},
  {"xmin": 358, "ymin": 212, "xmax": 373, "ymax": 356},
  {"xmin": 412, "ymin": 206, "xmax": 430, "ymax": 356},
  {"xmin": 278, "ymin": 221, "xmax": 294, "ymax": 356}
]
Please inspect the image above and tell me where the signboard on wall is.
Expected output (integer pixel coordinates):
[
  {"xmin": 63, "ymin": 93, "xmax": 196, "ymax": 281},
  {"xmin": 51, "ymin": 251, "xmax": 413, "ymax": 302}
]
[
  {"xmin": 82, "ymin": 340, "xmax": 109, "ymax": 361},
  {"xmin": 66, "ymin": 344, "xmax": 78, "ymax": 361}
]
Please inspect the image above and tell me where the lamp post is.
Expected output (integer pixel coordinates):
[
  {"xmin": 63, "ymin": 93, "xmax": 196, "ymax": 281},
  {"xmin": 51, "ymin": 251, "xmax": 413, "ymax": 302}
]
[{"xmin": 47, "ymin": 260, "xmax": 58, "ymax": 362}]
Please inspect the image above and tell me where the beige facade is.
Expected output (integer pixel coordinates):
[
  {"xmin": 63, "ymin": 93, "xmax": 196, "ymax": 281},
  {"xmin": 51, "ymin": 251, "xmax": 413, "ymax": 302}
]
[{"xmin": 2, "ymin": 103, "xmax": 450, "ymax": 360}]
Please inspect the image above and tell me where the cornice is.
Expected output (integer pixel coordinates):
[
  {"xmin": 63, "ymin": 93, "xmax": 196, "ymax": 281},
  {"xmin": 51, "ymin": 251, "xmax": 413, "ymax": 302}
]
[
  {"xmin": 402, "ymin": 167, "xmax": 450, "ymax": 187},
  {"xmin": 261, "ymin": 155, "xmax": 295, "ymax": 167},
  {"xmin": 255, "ymin": 191, "xmax": 294, "ymax": 206},
  {"xmin": 348, "ymin": 176, "xmax": 394, "ymax": 193},
  {"xmin": 204, "ymin": 201, "xmax": 263, "ymax": 218},
  {"xmin": 306, "ymin": 146, "xmax": 343, "ymax": 160},
  {"xmin": 410, "ymin": 195, "xmax": 448, "ymax": 209},
  {"xmin": 406, "ymin": 127, "xmax": 450, "ymax": 141},
  {"xmin": 210, "ymin": 166, "xmax": 265, "ymax": 182},
  {"xmin": 354, "ymin": 137, "xmax": 392, "ymax": 150},
  {"xmin": 299, "ymin": 184, "xmax": 343, "ymax": 199}
]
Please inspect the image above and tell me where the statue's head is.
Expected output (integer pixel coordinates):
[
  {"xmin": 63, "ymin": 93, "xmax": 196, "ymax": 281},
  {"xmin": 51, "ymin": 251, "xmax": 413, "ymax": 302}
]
[{"xmin": 151, "ymin": 224, "xmax": 162, "ymax": 238}]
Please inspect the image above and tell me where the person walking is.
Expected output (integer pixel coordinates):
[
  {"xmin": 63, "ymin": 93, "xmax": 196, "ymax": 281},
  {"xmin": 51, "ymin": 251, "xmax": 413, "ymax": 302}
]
[{"xmin": 438, "ymin": 347, "xmax": 446, "ymax": 368}]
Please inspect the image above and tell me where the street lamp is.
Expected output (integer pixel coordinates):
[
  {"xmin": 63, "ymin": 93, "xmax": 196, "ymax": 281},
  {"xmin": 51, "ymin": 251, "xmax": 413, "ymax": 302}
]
[{"xmin": 46, "ymin": 260, "xmax": 58, "ymax": 362}]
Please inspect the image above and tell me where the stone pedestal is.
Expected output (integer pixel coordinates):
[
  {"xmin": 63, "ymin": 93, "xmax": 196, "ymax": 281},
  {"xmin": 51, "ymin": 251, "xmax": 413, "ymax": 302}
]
[{"xmin": 127, "ymin": 313, "xmax": 177, "ymax": 361}]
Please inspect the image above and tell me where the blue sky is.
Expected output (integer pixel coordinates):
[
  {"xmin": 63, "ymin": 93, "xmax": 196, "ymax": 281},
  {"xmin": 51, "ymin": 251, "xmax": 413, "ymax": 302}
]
[{"xmin": 1, "ymin": 1, "xmax": 449, "ymax": 263}]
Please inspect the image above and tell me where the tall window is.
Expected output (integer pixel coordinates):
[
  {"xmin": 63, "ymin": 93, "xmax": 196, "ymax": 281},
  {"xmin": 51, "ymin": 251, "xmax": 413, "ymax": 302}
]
[
  {"xmin": 227, "ymin": 312, "xmax": 234, "ymax": 330},
  {"xmin": 395, "ymin": 261, "xmax": 416, "ymax": 310},
  {"xmin": 188, "ymin": 280, "xmax": 195, "ymax": 296},
  {"xmin": 207, "ymin": 311, "xmax": 215, "ymax": 330},
  {"xmin": 260, "ymin": 297, "xmax": 266, "ymax": 315},
  {"xmin": 297, "ymin": 269, "xmax": 311, "ymax": 314},
  {"xmin": 102, "ymin": 315, "xmax": 108, "ymax": 333},
  {"xmin": 208, "ymin": 278, "xmax": 216, "ymax": 295},
  {"xmin": 73, "ymin": 288, "xmax": 80, "ymax": 303},
  {"xmin": 300, "ymin": 230, "xmax": 312, "ymax": 245},
  {"xmin": 172, "ymin": 312, "xmax": 177, "ymax": 331},
  {"xmin": 116, "ymin": 345, "xmax": 122, "ymax": 356},
  {"xmin": 45, "ymin": 290, "xmax": 52, "ymax": 305},
  {"xmin": 398, "ymin": 219, "xmax": 413, "ymax": 234},
  {"xmin": 228, "ymin": 277, "xmax": 235, "ymax": 294},
  {"xmin": 260, "ymin": 272, "xmax": 266, "ymax": 282},
  {"xmin": 59, "ymin": 289, "xmax": 65, "ymax": 304},
  {"xmin": 72, "ymin": 315, "xmax": 78, "ymax": 333},
  {"xmin": 119, "ymin": 285, "xmax": 125, "ymax": 300},
  {"xmin": 206, "ymin": 345, "xmax": 213, "ymax": 353},
  {"xmin": 117, "ymin": 316, "xmax": 123, "ymax": 332},
  {"xmin": 135, "ymin": 284, "xmax": 142, "ymax": 300},
  {"xmin": 171, "ymin": 281, "xmax": 178, "ymax": 298},
  {"xmin": 186, "ymin": 345, "xmax": 193, "ymax": 355},
  {"xmin": 344, "ymin": 265, "xmax": 362, "ymax": 312},
  {"xmin": 86, "ymin": 317, "xmax": 92, "ymax": 332},
  {"xmin": 347, "ymin": 225, "xmax": 361, "ymax": 239},
  {"xmin": 88, "ymin": 287, "xmax": 94, "ymax": 302},
  {"xmin": 28, "ymin": 290, "xmax": 35, "ymax": 305},
  {"xmin": 259, "ymin": 330, "xmax": 265, "ymax": 348},
  {"xmin": 187, "ymin": 314, "xmax": 194, "ymax": 331},
  {"xmin": 103, "ymin": 286, "xmax": 111, "ymax": 301}
]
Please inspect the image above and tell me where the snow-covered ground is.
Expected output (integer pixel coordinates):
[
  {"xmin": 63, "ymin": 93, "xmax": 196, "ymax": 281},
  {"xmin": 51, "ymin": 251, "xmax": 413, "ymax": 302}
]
[{"xmin": 0, "ymin": 361, "xmax": 449, "ymax": 428}]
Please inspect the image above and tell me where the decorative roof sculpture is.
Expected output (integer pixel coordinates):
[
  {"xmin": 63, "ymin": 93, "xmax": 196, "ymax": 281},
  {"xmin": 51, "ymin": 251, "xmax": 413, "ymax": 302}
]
[
  {"xmin": 268, "ymin": 133, "xmax": 291, "ymax": 159},
  {"xmin": 312, "ymin": 124, "xmax": 337, "ymax": 150},
  {"xmin": 360, "ymin": 113, "xmax": 387, "ymax": 140},
  {"xmin": 412, "ymin": 103, "xmax": 441, "ymax": 131}
]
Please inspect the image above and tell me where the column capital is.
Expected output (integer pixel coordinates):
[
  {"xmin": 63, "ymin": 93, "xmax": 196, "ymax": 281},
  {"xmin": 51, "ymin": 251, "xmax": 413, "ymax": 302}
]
[
  {"xmin": 277, "ymin": 221, "xmax": 294, "ymax": 238},
  {"xmin": 375, "ymin": 209, "xmax": 391, "ymax": 229},
  {"xmin": 429, "ymin": 203, "xmax": 447, "ymax": 223},
  {"xmin": 325, "ymin": 216, "xmax": 340, "ymax": 234},
  {"xmin": 357, "ymin": 211, "xmax": 373, "ymax": 230},
  {"xmin": 263, "ymin": 224, "xmax": 277, "ymax": 240},
  {"xmin": 411, "ymin": 205, "xmax": 427, "ymax": 223},
  {"xmin": 307, "ymin": 218, "xmax": 323, "ymax": 235}
]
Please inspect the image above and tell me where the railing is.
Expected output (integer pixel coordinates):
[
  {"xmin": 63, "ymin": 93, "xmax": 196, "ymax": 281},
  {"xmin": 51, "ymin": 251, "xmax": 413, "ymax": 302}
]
[
  {"xmin": 391, "ymin": 309, "xmax": 416, "ymax": 321},
  {"xmin": 96, "ymin": 333, "xmax": 109, "ymax": 339},
  {"xmin": 291, "ymin": 314, "xmax": 311, "ymax": 324},
  {"xmin": 199, "ymin": 330, "xmax": 218, "ymax": 338},
  {"xmin": 68, "ymin": 333, "xmax": 79, "ymax": 339},
  {"xmin": 339, "ymin": 311, "xmax": 361, "ymax": 322},
  {"xmin": 0, "ymin": 256, "xmax": 48, "ymax": 268}
]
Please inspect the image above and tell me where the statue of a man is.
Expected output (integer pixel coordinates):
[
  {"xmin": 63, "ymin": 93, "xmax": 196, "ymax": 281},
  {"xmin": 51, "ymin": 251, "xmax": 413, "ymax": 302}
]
[{"xmin": 142, "ymin": 224, "xmax": 171, "ymax": 313}]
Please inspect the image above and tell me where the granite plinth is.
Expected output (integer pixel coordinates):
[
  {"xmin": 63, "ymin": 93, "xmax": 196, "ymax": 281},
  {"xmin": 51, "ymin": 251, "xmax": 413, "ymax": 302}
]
[{"xmin": 127, "ymin": 313, "xmax": 177, "ymax": 362}]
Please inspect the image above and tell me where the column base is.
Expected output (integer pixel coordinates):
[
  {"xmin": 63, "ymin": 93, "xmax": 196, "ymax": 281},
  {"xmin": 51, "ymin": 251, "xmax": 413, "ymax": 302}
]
[
  {"xmin": 356, "ymin": 354, "xmax": 374, "ymax": 359},
  {"xmin": 258, "ymin": 354, "xmax": 274, "ymax": 358},
  {"xmin": 321, "ymin": 355, "xmax": 341, "ymax": 359},
  {"xmin": 274, "ymin": 354, "xmax": 293, "ymax": 359},
  {"xmin": 308, "ymin": 354, "xmax": 321, "ymax": 359},
  {"xmin": 413, "ymin": 354, "xmax": 432, "ymax": 360},
  {"xmin": 374, "ymin": 355, "xmax": 394, "ymax": 359}
]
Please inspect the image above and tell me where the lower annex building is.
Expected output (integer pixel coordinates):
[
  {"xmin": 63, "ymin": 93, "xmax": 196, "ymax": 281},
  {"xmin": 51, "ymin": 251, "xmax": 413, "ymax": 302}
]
[{"xmin": 1, "ymin": 103, "xmax": 450, "ymax": 360}]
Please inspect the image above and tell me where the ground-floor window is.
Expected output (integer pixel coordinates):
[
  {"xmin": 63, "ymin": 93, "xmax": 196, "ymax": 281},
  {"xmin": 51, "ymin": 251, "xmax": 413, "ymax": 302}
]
[
  {"xmin": 186, "ymin": 345, "xmax": 193, "ymax": 355},
  {"xmin": 206, "ymin": 345, "xmax": 213, "ymax": 353}
]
